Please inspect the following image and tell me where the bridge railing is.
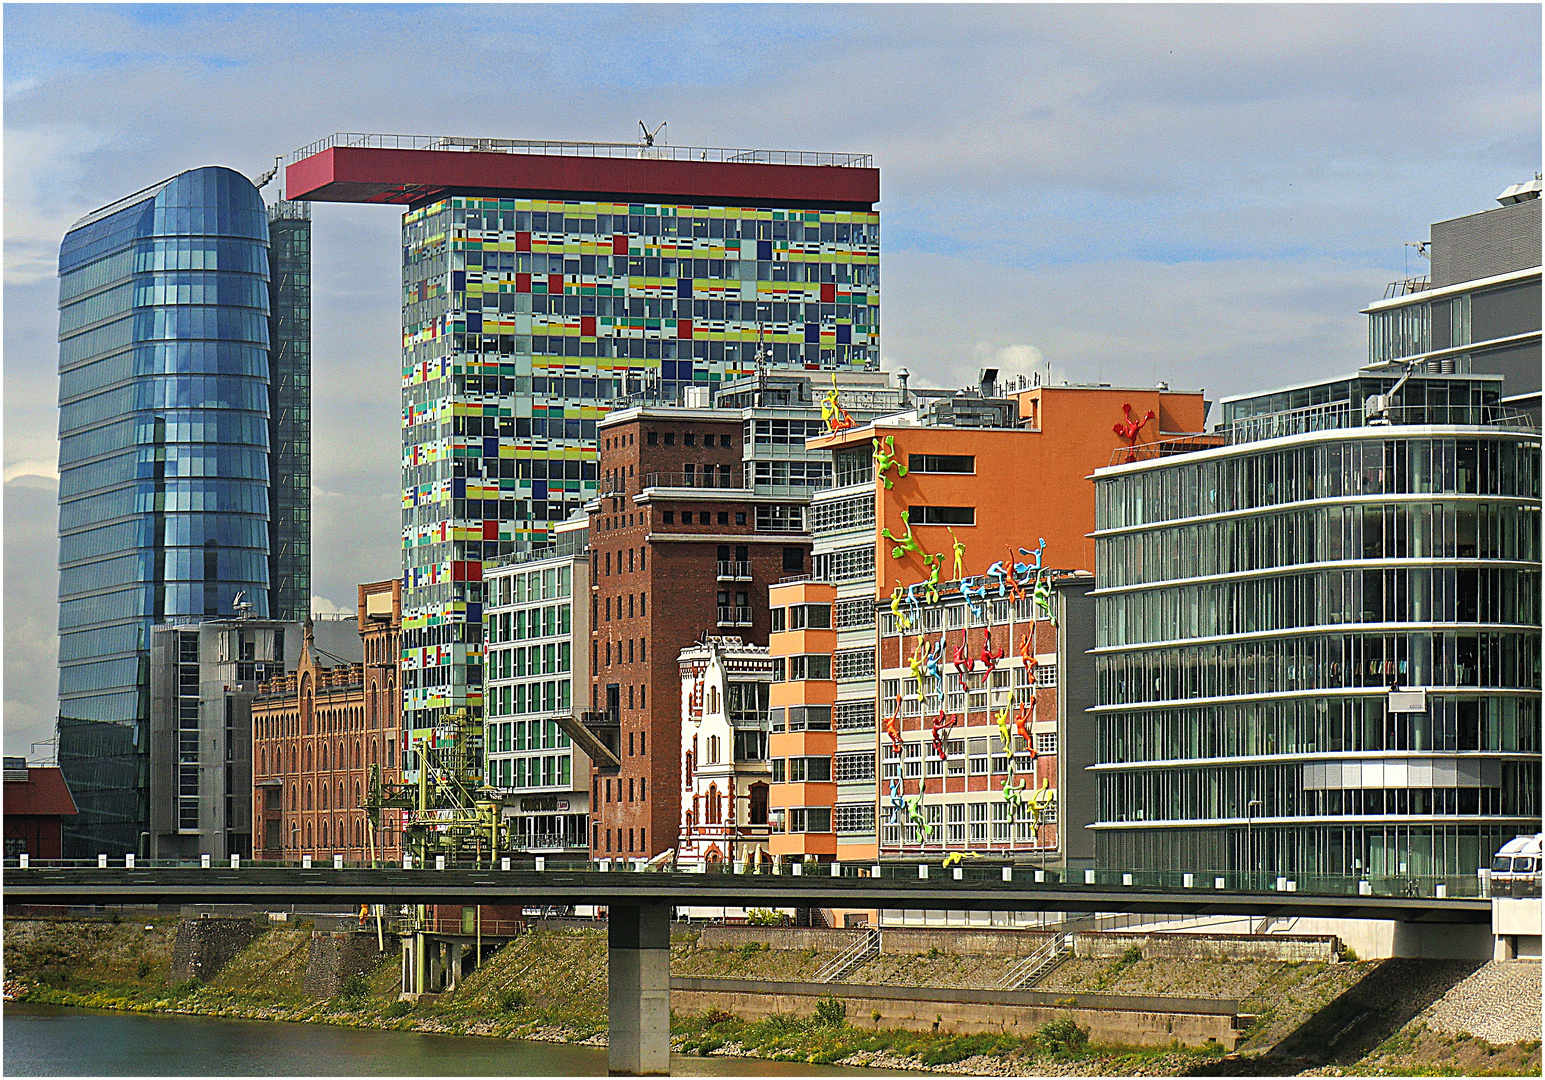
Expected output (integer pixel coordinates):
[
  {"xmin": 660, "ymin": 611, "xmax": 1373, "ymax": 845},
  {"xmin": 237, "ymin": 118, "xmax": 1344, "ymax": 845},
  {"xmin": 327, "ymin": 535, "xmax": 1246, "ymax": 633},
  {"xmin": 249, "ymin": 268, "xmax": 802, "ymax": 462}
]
[{"xmin": 2, "ymin": 856, "xmax": 1492, "ymax": 900}]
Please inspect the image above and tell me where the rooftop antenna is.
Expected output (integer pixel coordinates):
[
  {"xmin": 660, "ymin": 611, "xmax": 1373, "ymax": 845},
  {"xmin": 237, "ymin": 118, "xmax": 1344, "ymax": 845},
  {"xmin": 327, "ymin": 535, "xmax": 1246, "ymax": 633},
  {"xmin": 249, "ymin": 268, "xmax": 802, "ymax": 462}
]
[{"xmin": 232, "ymin": 591, "xmax": 255, "ymax": 619}]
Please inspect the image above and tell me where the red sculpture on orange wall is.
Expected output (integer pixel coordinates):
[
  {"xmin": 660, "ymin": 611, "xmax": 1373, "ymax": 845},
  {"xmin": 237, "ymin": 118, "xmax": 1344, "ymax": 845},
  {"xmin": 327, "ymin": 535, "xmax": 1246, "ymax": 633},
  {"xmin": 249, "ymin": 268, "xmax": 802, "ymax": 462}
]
[{"xmin": 1114, "ymin": 402, "xmax": 1157, "ymax": 462}]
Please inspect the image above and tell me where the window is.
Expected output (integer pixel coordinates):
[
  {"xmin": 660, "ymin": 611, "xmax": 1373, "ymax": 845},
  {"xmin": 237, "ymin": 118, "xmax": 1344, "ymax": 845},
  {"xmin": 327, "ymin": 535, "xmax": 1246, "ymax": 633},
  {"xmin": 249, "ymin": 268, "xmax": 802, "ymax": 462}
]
[
  {"xmin": 834, "ymin": 752, "xmax": 876, "ymax": 781},
  {"xmin": 813, "ymin": 545, "xmax": 874, "ymax": 582},
  {"xmin": 770, "ymin": 607, "xmax": 786, "ymax": 633},
  {"xmin": 698, "ymin": 512, "xmax": 711, "ymax": 525},
  {"xmin": 909, "ymin": 505, "xmax": 975, "ymax": 526},
  {"xmin": 787, "ymin": 604, "xmax": 832, "ymax": 630},
  {"xmin": 1035, "ymin": 731, "xmax": 1058, "ymax": 755},
  {"xmin": 834, "ymin": 804, "xmax": 875, "ymax": 833},
  {"xmin": 783, "ymin": 705, "xmax": 832, "ymax": 731},
  {"xmin": 736, "ymin": 512, "xmax": 747, "ymax": 525},
  {"xmin": 836, "ymin": 699, "xmax": 876, "ymax": 731},
  {"xmin": 787, "ymin": 807, "xmax": 833, "ymax": 833},
  {"xmin": 787, "ymin": 756, "xmax": 832, "ymax": 782},
  {"xmin": 1035, "ymin": 664, "xmax": 1058, "ymax": 687},
  {"xmin": 834, "ymin": 647, "xmax": 876, "ymax": 680},
  {"xmin": 782, "ymin": 546, "xmax": 805, "ymax": 572},
  {"xmin": 684, "ymin": 432, "xmax": 696, "ymax": 446},
  {"xmin": 835, "ymin": 599, "xmax": 875, "ymax": 629},
  {"xmin": 647, "ymin": 431, "xmax": 658, "ymax": 446},
  {"xmin": 968, "ymin": 737, "xmax": 989, "ymax": 776},
  {"xmin": 908, "ymin": 454, "xmax": 975, "ymax": 474},
  {"xmin": 756, "ymin": 505, "xmax": 805, "ymax": 532},
  {"xmin": 663, "ymin": 511, "xmax": 674, "ymax": 525},
  {"xmin": 783, "ymin": 654, "xmax": 833, "ymax": 680},
  {"xmin": 771, "ymin": 758, "xmax": 786, "ymax": 783},
  {"xmin": 664, "ymin": 432, "xmax": 676, "ymax": 446},
  {"xmin": 810, "ymin": 495, "xmax": 875, "ymax": 533}
]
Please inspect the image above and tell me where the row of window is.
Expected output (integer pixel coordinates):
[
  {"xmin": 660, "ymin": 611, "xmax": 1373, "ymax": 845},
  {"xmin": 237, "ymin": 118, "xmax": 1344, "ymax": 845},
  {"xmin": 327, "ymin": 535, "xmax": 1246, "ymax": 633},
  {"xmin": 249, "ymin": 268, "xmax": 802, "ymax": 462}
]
[
  {"xmin": 1098, "ymin": 694, "xmax": 1539, "ymax": 761},
  {"xmin": 487, "ymin": 752, "xmax": 571, "ymax": 790},
  {"xmin": 486, "ymin": 565, "xmax": 573, "ymax": 606},
  {"xmin": 484, "ymin": 679, "xmax": 572, "ymax": 717},
  {"xmin": 486, "ymin": 642, "xmax": 572, "ymax": 679},
  {"xmin": 1097, "ymin": 762, "xmax": 1538, "ymax": 824},
  {"xmin": 1096, "ymin": 500, "xmax": 1539, "ymax": 589},
  {"xmin": 1096, "ymin": 435, "xmax": 1540, "ymax": 531},
  {"xmin": 1097, "ymin": 567, "xmax": 1540, "ymax": 647},
  {"xmin": 1098, "ymin": 631, "xmax": 1541, "ymax": 705},
  {"xmin": 771, "ymin": 603, "xmax": 832, "ymax": 632},
  {"xmin": 810, "ymin": 494, "xmax": 875, "ymax": 534},
  {"xmin": 485, "ymin": 604, "xmax": 573, "ymax": 643}
]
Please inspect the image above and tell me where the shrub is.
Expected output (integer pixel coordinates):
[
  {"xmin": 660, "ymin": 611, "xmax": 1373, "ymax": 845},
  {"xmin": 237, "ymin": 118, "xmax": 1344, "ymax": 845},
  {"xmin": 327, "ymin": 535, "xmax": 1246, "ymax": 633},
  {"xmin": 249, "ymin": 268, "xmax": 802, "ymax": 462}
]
[
  {"xmin": 170, "ymin": 978, "xmax": 202, "ymax": 998},
  {"xmin": 337, "ymin": 974, "xmax": 369, "ymax": 1005},
  {"xmin": 814, "ymin": 996, "xmax": 847, "ymax": 1026},
  {"xmin": 702, "ymin": 1007, "xmax": 735, "ymax": 1026},
  {"xmin": 382, "ymin": 1000, "xmax": 413, "ymax": 1018},
  {"xmin": 746, "ymin": 908, "xmax": 784, "ymax": 926},
  {"xmin": 135, "ymin": 959, "xmax": 152, "ymax": 979},
  {"xmin": 1034, "ymin": 1017, "xmax": 1089, "ymax": 1059},
  {"xmin": 500, "ymin": 987, "xmax": 527, "ymax": 1011},
  {"xmin": 926, "ymin": 946, "xmax": 941, "ymax": 959},
  {"xmin": 1338, "ymin": 943, "xmax": 1360, "ymax": 962}
]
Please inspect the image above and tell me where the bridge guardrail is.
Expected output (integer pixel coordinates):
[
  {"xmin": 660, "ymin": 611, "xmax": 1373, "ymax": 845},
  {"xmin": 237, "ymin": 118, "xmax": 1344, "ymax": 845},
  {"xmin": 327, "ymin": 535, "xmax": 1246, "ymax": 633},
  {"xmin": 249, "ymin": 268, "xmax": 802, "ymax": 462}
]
[{"xmin": 2, "ymin": 856, "xmax": 1491, "ymax": 900}]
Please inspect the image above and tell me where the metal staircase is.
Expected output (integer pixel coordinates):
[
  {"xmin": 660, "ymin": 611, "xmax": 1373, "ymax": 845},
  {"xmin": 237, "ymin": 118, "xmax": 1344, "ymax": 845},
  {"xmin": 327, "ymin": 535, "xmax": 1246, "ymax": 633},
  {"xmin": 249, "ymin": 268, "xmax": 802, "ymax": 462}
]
[
  {"xmin": 814, "ymin": 928, "xmax": 880, "ymax": 983},
  {"xmin": 997, "ymin": 930, "xmax": 1072, "ymax": 990}
]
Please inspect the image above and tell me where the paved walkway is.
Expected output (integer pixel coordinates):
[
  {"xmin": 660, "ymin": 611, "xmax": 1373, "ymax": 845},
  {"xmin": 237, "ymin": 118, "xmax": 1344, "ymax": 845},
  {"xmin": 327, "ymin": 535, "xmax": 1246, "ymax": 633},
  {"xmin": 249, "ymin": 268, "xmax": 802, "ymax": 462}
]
[{"xmin": 1420, "ymin": 961, "xmax": 1543, "ymax": 1044}]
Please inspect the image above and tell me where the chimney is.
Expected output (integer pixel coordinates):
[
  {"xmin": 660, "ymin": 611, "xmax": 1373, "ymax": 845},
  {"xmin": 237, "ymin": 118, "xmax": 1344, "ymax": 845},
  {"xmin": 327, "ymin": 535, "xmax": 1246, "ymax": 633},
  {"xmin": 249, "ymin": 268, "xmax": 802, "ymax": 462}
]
[{"xmin": 895, "ymin": 367, "xmax": 910, "ymax": 405}]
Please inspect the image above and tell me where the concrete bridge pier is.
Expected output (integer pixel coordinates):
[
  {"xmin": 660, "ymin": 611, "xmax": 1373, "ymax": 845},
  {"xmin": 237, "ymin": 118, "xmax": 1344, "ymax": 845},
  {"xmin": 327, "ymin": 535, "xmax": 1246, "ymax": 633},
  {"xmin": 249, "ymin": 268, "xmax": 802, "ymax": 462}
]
[{"xmin": 608, "ymin": 903, "xmax": 671, "ymax": 1075}]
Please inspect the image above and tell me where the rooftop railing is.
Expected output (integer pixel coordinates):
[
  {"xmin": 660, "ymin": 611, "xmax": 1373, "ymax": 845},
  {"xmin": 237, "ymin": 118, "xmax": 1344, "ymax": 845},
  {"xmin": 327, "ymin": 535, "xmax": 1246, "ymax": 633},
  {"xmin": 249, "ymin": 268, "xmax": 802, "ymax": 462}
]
[{"xmin": 288, "ymin": 133, "xmax": 872, "ymax": 169}]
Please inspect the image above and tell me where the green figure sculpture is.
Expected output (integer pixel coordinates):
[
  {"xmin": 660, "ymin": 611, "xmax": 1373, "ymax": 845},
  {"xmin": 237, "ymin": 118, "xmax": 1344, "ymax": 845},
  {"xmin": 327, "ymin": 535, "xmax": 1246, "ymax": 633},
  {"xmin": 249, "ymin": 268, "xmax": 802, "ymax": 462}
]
[
  {"xmin": 881, "ymin": 509, "xmax": 921, "ymax": 560},
  {"xmin": 872, "ymin": 434, "xmax": 908, "ymax": 489}
]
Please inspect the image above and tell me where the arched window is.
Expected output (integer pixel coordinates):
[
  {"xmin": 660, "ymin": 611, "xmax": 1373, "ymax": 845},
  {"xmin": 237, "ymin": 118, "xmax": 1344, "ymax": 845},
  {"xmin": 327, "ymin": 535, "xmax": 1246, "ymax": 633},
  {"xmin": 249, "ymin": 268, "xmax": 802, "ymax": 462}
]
[
  {"xmin": 338, "ymin": 781, "xmax": 345, "ymax": 809},
  {"xmin": 706, "ymin": 735, "xmax": 720, "ymax": 764},
  {"xmin": 684, "ymin": 751, "xmax": 694, "ymax": 786},
  {"xmin": 321, "ymin": 822, "xmax": 328, "ymax": 849},
  {"xmin": 707, "ymin": 685, "xmax": 720, "ymax": 715},
  {"xmin": 706, "ymin": 784, "xmax": 721, "ymax": 825},
  {"xmin": 305, "ymin": 822, "xmax": 312, "ymax": 848},
  {"xmin": 305, "ymin": 784, "xmax": 313, "ymax": 810}
]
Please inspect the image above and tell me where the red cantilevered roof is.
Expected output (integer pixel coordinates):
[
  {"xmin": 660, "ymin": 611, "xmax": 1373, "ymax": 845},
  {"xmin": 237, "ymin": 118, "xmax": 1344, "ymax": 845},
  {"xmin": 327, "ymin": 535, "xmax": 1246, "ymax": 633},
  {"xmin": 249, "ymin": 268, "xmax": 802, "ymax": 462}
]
[
  {"xmin": 5, "ymin": 767, "xmax": 78, "ymax": 817},
  {"xmin": 285, "ymin": 146, "xmax": 879, "ymax": 210}
]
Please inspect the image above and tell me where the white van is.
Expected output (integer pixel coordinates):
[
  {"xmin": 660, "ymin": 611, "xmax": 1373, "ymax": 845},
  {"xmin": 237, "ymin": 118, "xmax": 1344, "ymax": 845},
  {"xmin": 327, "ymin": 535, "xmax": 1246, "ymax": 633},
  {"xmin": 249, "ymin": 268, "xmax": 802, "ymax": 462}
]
[{"xmin": 1490, "ymin": 834, "xmax": 1544, "ymax": 898}]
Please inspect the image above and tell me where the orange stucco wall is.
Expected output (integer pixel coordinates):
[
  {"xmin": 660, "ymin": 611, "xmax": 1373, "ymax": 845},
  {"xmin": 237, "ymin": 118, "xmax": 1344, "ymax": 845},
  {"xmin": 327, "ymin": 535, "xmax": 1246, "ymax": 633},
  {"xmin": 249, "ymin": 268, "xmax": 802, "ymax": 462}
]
[{"xmin": 822, "ymin": 387, "xmax": 1206, "ymax": 596}]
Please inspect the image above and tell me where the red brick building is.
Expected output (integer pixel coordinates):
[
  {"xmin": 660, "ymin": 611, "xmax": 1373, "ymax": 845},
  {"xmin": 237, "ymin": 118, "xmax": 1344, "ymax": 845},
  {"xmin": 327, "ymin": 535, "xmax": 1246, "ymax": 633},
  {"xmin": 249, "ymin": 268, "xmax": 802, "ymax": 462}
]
[
  {"xmin": 253, "ymin": 580, "xmax": 404, "ymax": 860},
  {"xmin": 4, "ymin": 759, "xmax": 77, "ymax": 861},
  {"xmin": 588, "ymin": 407, "xmax": 810, "ymax": 860}
]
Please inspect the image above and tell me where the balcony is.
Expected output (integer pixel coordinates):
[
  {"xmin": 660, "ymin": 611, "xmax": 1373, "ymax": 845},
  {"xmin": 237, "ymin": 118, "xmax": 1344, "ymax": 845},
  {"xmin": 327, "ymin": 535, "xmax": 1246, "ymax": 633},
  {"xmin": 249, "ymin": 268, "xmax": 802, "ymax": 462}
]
[
  {"xmin": 717, "ymin": 560, "xmax": 753, "ymax": 581},
  {"xmin": 644, "ymin": 469, "xmax": 745, "ymax": 491},
  {"xmin": 717, "ymin": 606, "xmax": 754, "ymax": 627}
]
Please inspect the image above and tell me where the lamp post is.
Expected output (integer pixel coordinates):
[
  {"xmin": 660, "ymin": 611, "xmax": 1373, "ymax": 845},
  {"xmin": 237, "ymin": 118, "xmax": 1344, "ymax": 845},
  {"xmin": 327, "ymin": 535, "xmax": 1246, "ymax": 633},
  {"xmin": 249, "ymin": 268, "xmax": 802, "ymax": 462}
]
[{"xmin": 1246, "ymin": 800, "xmax": 1263, "ymax": 890}]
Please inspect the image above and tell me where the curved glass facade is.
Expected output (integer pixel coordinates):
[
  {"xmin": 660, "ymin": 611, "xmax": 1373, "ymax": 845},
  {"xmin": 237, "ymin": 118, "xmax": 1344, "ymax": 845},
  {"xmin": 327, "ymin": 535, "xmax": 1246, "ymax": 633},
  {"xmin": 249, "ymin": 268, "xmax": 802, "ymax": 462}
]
[
  {"xmin": 56, "ymin": 167, "xmax": 272, "ymax": 854},
  {"xmin": 1091, "ymin": 425, "xmax": 1542, "ymax": 880}
]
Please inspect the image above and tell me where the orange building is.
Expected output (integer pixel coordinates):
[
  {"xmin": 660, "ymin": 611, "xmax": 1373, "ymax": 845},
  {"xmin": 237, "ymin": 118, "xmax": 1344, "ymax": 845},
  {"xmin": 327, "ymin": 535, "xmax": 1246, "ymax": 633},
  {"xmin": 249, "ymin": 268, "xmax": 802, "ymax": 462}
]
[
  {"xmin": 763, "ymin": 381, "xmax": 1205, "ymax": 870},
  {"xmin": 252, "ymin": 580, "xmax": 404, "ymax": 861}
]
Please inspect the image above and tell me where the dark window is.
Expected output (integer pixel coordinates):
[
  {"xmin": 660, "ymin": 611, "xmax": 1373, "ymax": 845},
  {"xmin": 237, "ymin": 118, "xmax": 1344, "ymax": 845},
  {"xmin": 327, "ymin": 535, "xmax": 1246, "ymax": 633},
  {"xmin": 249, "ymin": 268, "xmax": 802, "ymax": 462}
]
[
  {"xmin": 717, "ymin": 512, "xmax": 729, "ymax": 524},
  {"xmin": 699, "ymin": 512, "xmax": 711, "ymax": 525},
  {"xmin": 664, "ymin": 432, "xmax": 676, "ymax": 446},
  {"xmin": 663, "ymin": 511, "xmax": 674, "ymax": 525},
  {"xmin": 907, "ymin": 454, "xmax": 975, "ymax": 474},
  {"xmin": 782, "ymin": 546, "xmax": 805, "ymax": 572},
  {"xmin": 736, "ymin": 512, "xmax": 746, "ymax": 525},
  {"xmin": 910, "ymin": 505, "xmax": 975, "ymax": 526},
  {"xmin": 684, "ymin": 433, "xmax": 696, "ymax": 446},
  {"xmin": 647, "ymin": 431, "xmax": 658, "ymax": 445}
]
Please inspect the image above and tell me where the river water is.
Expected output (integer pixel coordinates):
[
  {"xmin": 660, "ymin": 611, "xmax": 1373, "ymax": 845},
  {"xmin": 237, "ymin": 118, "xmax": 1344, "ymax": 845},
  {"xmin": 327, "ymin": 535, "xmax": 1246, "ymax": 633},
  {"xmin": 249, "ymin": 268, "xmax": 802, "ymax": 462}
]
[{"xmin": 4, "ymin": 1004, "xmax": 912, "ymax": 1076}]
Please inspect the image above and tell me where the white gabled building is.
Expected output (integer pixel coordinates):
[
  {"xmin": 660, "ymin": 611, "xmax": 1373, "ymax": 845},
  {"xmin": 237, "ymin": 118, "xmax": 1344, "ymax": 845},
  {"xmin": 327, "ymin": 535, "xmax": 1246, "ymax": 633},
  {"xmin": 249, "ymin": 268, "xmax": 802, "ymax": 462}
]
[{"xmin": 677, "ymin": 637, "xmax": 774, "ymax": 871}]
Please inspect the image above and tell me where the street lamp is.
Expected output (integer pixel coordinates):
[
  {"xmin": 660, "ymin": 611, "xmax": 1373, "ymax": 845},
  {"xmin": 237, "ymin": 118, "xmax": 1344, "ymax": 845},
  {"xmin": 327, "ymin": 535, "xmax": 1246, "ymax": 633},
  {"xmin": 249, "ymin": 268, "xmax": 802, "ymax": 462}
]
[{"xmin": 1246, "ymin": 800, "xmax": 1263, "ymax": 889}]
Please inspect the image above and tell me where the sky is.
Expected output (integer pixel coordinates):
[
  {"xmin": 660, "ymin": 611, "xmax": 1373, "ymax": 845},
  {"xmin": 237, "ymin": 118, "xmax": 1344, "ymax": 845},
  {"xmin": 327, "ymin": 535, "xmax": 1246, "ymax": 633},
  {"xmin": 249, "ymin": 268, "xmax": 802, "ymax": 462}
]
[{"xmin": 3, "ymin": 3, "xmax": 1540, "ymax": 756}]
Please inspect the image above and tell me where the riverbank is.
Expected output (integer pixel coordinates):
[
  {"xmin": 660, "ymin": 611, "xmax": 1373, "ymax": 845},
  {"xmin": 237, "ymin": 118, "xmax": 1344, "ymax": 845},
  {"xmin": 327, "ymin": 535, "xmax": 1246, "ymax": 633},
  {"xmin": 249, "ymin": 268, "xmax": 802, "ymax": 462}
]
[{"xmin": 5, "ymin": 916, "xmax": 1538, "ymax": 1076}]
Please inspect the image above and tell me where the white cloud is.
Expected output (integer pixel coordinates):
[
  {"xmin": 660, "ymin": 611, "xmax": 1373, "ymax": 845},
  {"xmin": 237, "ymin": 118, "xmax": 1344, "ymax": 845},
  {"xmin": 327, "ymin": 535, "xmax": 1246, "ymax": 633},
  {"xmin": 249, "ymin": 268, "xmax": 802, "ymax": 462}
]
[
  {"xmin": 3, "ymin": 124, "xmax": 115, "ymax": 285},
  {"xmin": 4, "ymin": 458, "xmax": 59, "ymax": 482}
]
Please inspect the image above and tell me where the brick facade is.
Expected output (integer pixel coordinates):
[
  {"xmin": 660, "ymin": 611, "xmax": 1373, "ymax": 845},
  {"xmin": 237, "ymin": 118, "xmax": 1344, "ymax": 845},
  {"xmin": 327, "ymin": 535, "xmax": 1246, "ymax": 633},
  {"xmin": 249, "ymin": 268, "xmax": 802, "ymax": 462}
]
[
  {"xmin": 253, "ymin": 580, "xmax": 403, "ymax": 860},
  {"xmin": 589, "ymin": 408, "xmax": 810, "ymax": 859}
]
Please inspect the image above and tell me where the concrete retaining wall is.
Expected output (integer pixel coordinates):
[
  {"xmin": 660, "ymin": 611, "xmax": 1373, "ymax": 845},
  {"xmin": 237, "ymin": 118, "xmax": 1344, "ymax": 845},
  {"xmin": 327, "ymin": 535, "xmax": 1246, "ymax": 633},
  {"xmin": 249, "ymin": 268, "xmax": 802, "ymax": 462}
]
[
  {"xmin": 169, "ymin": 918, "xmax": 264, "ymax": 983},
  {"xmin": 303, "ymin": 931, "xmax": 388, "ymax": 998},
  {"xmin": 695, "ymin": 926, "xmax": 861, "ymax": 951},
  {"xmin": 671, "ymin": 980, "xmax": 1242, "ymax": 1049},
  {"xmin": 1076, "ymin": 932, "xmax": 1339, "ymax": 963},
  {"xmin": 694, "ymin": 924, "xmax": 1057, "ymax": 956},
  {"xmin": 877, "ymin": 926, "xmax": 1054, "ymax": 957}
]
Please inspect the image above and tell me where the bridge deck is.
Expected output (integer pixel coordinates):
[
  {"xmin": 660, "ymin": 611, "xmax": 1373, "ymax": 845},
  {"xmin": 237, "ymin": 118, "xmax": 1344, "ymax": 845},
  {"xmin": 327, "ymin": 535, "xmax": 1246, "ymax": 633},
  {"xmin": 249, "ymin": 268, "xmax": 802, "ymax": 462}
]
[{"xmin": 4, "ymin": 868, "xmax": 1491, "ymax": 924}]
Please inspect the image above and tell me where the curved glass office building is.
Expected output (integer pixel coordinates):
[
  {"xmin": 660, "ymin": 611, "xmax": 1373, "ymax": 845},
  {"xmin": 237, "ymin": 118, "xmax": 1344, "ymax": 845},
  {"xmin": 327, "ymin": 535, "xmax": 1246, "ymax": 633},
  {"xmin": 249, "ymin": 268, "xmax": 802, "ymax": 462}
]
[
  {"xmin": 56, "ymin": 166, "xmax": 275, "ymax": 854},
  {"xmin": 1089, "ymin": 372, "xmax": 1541, "ymax": 880}
]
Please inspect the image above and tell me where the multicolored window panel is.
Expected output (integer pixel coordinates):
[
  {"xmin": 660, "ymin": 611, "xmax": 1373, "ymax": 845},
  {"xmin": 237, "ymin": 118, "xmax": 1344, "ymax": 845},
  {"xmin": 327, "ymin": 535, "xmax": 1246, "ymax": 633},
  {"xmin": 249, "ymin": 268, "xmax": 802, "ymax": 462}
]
[{"xmin": 397, "ymin": 196, "xmax": 879, "ymax": 736}]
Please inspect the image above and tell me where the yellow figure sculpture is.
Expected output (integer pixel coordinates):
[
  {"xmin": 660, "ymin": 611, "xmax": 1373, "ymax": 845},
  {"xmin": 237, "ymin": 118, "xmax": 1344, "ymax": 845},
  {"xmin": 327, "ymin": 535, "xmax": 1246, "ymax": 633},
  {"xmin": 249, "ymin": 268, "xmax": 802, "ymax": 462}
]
[
  {"xmin": 821, "ymin": 373, "xmax": 855, "ymax": 433},
  {"xmin": 942, "ymin": 851, "xmax": 982, "ymax": 869},
  {"xmin": 908, "ymin": 640, "xmax": 928, "ymax": 698},
  {"xmin": 890, "ymin": 582, "xmax": 912, "ymax": 631},
  {"xmin": 948, "ymin": 527, "xmax": 967, "ymax": 581}
]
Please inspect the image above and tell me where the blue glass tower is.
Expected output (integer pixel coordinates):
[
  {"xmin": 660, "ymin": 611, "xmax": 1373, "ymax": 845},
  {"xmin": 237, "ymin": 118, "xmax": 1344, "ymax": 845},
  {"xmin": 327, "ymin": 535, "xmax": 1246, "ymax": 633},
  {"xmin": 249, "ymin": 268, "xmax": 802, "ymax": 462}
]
[{"xmin": 56, "ymin": 166, "xmax": 276, "ymax": 856}]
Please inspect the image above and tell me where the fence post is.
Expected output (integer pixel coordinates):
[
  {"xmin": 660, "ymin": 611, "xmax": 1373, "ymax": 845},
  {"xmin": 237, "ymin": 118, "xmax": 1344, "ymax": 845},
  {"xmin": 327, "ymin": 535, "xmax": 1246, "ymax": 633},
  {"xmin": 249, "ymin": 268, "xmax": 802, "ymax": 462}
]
[
  {"xmin": 302, "ymin": 854, "xmax": 312, "ymax": 869},
  {"xmin": 1084, "ymin": 869, "xmax": 1095, "ymax": 884},
  {"xmin": 1002, "ymin": 866, "xmax": 1013, "ymax": 882},
  {"xmin": 98, "ymin": 854, "xmax": 108, "ymax": 868},
  {"xmin": 230, "ymin": 854, "xmax": 240, "ymax": 869},
  {"xmin": 501, "ymin": 856, "xmax": 511, "ymax": 871},
  {"xmin": 201, "ymin": 854, "xmax": 211, "ymax": 869},
  {"xmin": 830, "ymin": 862, "xmax": 841, "ymax": 877},
  {"xmin": 403, "ymin": 854, "xmax": 413, "ymax": 870},
  {"xmin": 435, "ymin": 855, "xmax": 446, "ymax": 871},
  {"xmin": 535, "ymin": 856, "xmax": 546, "ymax": 872},
  {"xmin": 334, "ymin": 854, "xmax": 344, "ymax": 870},
  {"xmin": 19, "ymin": 854, "xmax": 28, "ymax": 869},
  {"xmin": 918, "ymin": 864, "xmax": 928, "ymax": 880},
  {"xmin": 125, "ymin": 853, "xmax": 135, "ymax": 868}
]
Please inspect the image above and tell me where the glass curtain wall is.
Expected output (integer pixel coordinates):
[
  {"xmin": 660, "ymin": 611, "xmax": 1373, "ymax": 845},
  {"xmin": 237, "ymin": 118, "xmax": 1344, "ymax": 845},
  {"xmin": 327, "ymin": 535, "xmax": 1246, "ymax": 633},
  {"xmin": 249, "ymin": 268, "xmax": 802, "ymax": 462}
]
[
  {"xmin": 56, "ymin": 166, "xmax": 271, "ymax": 856},
  {"xmin": 1091, "ymin": 427, "xmax": 1542, "ymax": 879},
  {"xmin": 266, "ymin": 200, "xmax": 311, "ymax": 622}
]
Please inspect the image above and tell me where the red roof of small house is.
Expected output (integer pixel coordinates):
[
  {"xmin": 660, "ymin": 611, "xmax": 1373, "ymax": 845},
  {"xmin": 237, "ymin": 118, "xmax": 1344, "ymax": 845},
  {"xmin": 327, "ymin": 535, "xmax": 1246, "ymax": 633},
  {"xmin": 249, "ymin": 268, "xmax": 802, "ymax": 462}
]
[{"xmin": 4, "ymin": 767, "xmax": 78, "ymax": 817}]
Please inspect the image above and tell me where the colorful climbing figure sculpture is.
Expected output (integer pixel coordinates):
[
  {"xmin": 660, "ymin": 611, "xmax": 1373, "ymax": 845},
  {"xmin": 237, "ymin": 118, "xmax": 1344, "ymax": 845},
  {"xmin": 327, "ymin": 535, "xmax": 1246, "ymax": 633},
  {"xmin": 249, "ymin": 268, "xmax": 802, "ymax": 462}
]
[
  {"xmin": 948, "ymin": 527, "xmax": 967, "ymax": 581},
  {"xmin": 872, "ymin": 434, "xmax": 908, "ymax": 489},
  {"xmin": 881, "ymin": 509, "xmax": 921, "ymax": 560},
  {"xmin": 821, "ymin": 373, "xmax": 855, "ymax": 433}
]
